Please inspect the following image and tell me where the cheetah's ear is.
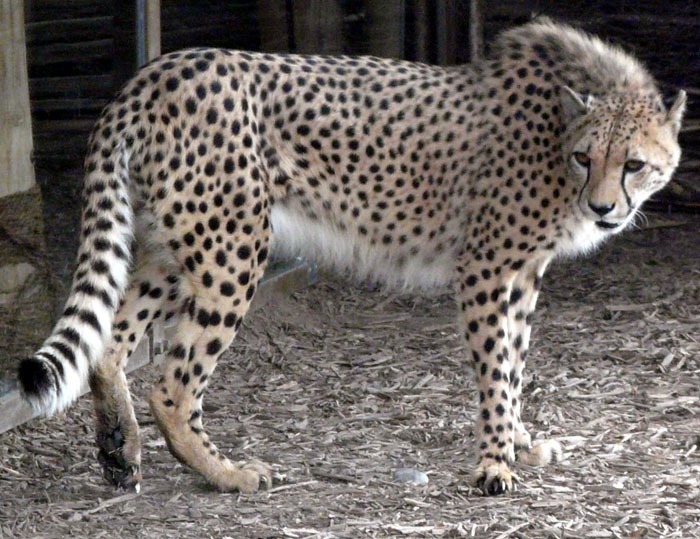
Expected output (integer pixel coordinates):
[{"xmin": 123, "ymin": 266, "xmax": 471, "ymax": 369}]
[
  {"xmin": 665, "ymin": 90, "xmax": 686, "ymax": 137},
  {"xmin": 558, "ymin": 86, "xmax": 592, "ymax": 126}
]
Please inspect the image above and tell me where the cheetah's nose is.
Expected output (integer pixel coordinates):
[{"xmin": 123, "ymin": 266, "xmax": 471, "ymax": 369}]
[{"xmin": 588, "ymin": 201, "xmax": 615, "ymax": 217}]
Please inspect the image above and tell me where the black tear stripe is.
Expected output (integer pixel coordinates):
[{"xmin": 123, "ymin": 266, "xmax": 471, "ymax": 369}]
[{"xmin": 620, "ymin": 171, "xmax": 632, "ymax": 210}]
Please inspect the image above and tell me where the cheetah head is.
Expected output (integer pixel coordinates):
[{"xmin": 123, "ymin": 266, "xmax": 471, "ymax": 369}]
[{"xmin": 559, "ymin": 86, "xmax": 686, "ymax": 232}]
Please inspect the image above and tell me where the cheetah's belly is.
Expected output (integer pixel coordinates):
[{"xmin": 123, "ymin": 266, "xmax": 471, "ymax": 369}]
[{"xmin": 269, "ymin": 204, "xmax": 456, "ymax": 291}]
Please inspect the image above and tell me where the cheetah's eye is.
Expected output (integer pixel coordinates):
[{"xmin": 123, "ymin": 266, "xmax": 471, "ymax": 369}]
[
  {"xmin": 623, "ymin": 159, "xmax": 646, "ymax": 173},
  {"xmin": 572, "ymin": 152, "xmax": 590, "ymax": 168}
]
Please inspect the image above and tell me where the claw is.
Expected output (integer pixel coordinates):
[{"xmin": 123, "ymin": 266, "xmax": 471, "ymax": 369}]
[{"xmin": 471, "ymin": 461, "xmax": 517, "ymax": 496}]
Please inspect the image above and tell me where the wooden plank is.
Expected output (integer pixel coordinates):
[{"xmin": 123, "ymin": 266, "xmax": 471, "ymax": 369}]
[
  {"xmin": 27, "ymin": 39, "xmax": 113, "ymax": 66},
  {"xmin": 25, "ymin": 0, "xmax": 112, "ymax": 22},
  {"xmin": 25, "ymin": 16, "xmax": 113, "ymax": 44},
  {"xmin": 0, "ymin": 260, "xmax": 316, "ymax": 434},
  {"xmin": 29, "ymin": 74, "xmax": 114, "ymax": 99},
  {"xmin": 30, "ymin": 97, "xmax": 109, "ymax": 114},
  {"xmin": 0, "ymin": 0, "xmax": 36, "ymax": 197}
]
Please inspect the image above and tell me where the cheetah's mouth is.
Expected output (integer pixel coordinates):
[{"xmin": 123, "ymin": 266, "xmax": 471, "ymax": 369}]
[{"xmin": 595, "ymin": 220, "xmax": 622, "ymax": 230}]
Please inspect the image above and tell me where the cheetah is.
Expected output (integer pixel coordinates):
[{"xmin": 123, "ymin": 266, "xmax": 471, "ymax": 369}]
[{"xmin": 18, "ymin": 19, "xmax": 685, "ymax": 496}]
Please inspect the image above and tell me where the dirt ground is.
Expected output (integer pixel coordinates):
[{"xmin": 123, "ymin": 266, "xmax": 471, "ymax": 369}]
[{"xmin": 1, "ymin": 212, "xmax": 699, "ymax": 539}]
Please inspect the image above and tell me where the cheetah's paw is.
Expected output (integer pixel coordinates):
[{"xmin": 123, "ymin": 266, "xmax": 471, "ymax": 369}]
[
  {"xmin": 470, "ymin": 461, "xmax": 518, "ymax": 496},
  {"xmin": 218, "ymin": 459, "xmax": 272, "ymax": 493},
  {"xmin": 96, "ymin": 425, "xmax": 142, "ymax": 492},
  {"xmin": 516, "ymin": 439, "xmax": 563, "ymax": 467}
]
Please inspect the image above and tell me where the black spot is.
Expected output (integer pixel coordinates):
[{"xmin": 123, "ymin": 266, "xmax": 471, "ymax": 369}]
[
  {"xmin": 197, "ymin": 309, "xmax": 210, "ymax": 327},
  {"xmin": 237, "ymin": 245, "xmax": 251, "ymax": 260},
  {"xmin": 220, "ymin": 282, "xmax": 235, "ymax": 296},
  {"xmin": 510, "ymin": 288, "xmax": 523, "ymax": 305},
  {"xmin": 165, "ymin": 77, "xmax": 179, "ymax": 91},
  {"xmin": 206, "ymin": 339, "xmax": 222, "ymax": 355},
  {"xmin": 172, "ymin": 344, "xmax": 187, "ymax": 359}
]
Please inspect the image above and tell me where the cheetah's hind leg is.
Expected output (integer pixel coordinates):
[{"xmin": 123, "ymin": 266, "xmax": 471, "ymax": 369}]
[
  {"xmin": 89, "ymin": 263, "xmax": 180, "ymax": 491},
  {"xmin": 146, "ymin": 204, "xmax": 273, "ymax": 492}
]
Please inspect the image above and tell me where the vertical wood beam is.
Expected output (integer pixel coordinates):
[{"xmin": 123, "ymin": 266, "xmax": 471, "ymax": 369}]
[
  {"xmin": 145, "ymin": 0, "xmax": 161, "ymax": 61},
  {"xmin": 0, "ymin": 0, "xmax": 35, "ymax": 197},
  {"xmin": 365, "ymin": 0, "xmax": 405, "ymax": 58},
  {"xmin": 291, "ymin": 0, "xmax": 343, "ymax": 55},
  {"xmin": 411, "ymin": 0, "xmax": 432, "ymax": 63},
  {"xmin": 469, "ymin": 0, "xmax": 483, "ymax": 62},
  {"xmin": 436, "ymin": 0, "xmax": 481, "ymax": 65},
  {"xmin": 257, "ymin": 0, "xmax": 291, "ymax": 52}
]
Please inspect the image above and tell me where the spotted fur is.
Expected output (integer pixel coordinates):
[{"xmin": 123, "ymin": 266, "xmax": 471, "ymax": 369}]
[{"xmin": 18, "ymin": 19, "xmax": 685, "ymax": 495}]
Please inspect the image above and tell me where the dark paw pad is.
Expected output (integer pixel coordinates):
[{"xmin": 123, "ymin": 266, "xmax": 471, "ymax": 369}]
[
  {"xmin": 477, "ymin": 476, "xmax": 510, "ymax": 496},
  {"xmin": 96, "ymin": 427, "xmax": 141, "ymax": 491},
  {"xmin": 471, "ymin": 462, "xmax": 516, "ymax": 496}
]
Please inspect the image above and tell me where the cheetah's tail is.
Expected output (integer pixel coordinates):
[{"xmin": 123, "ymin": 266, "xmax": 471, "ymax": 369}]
[{"xmin": 18, "ymin": 138, "xmax": 134, "ymax": 416}]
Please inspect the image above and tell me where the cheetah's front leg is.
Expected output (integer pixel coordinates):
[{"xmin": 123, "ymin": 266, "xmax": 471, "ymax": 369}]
[
  {"xmin": 458, "ymin": 266, "xmax": 518, "ymax": 495},
  {"xmin": 507, "ymin": 260, "xmax": 562, "ymax": 466}
]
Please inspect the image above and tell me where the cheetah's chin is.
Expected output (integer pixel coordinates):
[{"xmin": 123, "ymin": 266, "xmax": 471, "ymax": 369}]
[{"xmin": 595, "ymin": 220, "xmax": 622, "ymax": 230}]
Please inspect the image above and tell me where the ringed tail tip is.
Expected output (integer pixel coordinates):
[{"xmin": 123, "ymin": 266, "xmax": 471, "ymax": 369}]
[{"xmin": 18, "ymin": 357, "xmax": 58, "ymax": 414}]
